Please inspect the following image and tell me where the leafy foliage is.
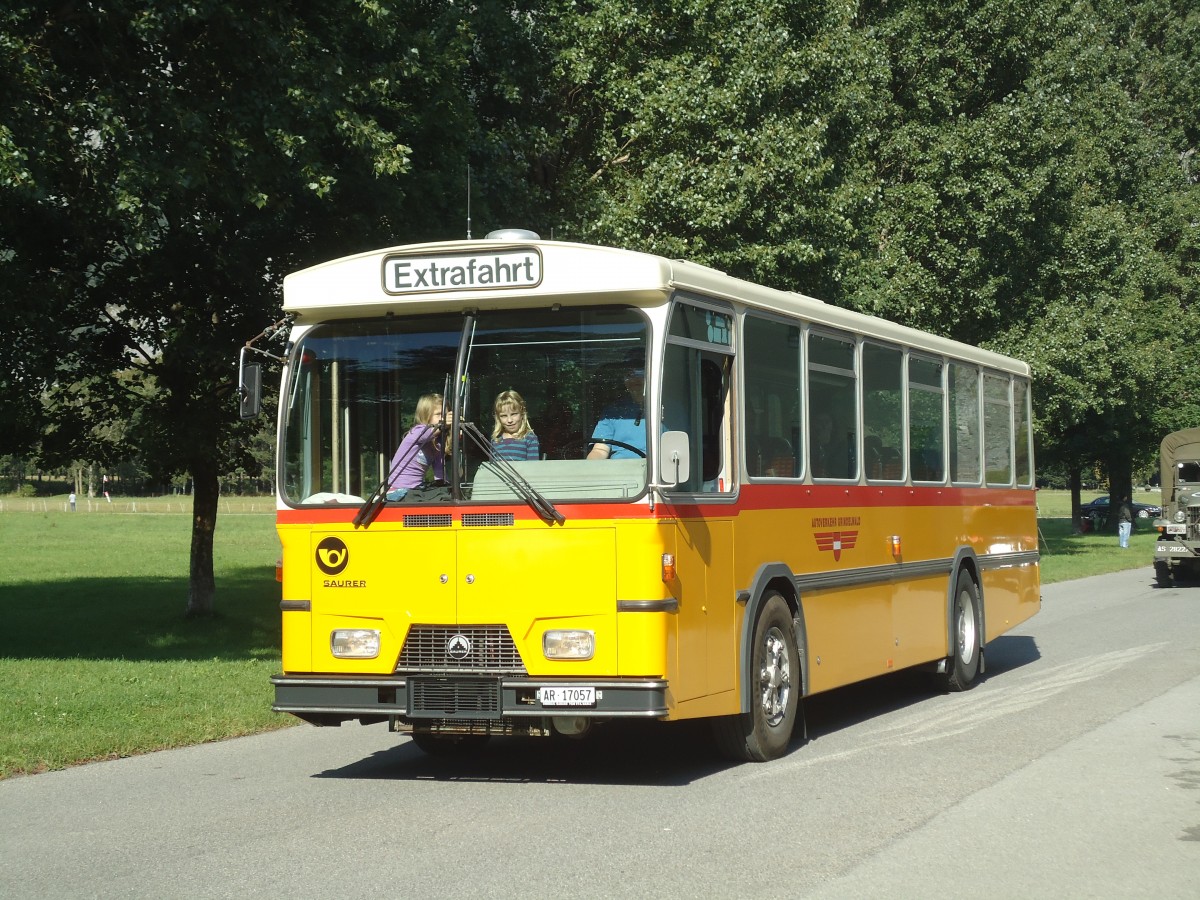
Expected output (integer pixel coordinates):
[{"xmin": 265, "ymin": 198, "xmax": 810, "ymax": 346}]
[
  {"xmin": 2, "ymin": 0, "xmax": 1198, "ymax": 579},
  {"xmin": 0, "ymin": 1, "xmax": 509, "ymax": 611}
]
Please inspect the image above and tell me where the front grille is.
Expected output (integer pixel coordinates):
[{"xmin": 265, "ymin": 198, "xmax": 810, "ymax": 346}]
[
  {"xmin": 397, "ymin": 625, "xmax": 527, "ymax": 674},
  {"xmin": 395, "ymin": 718, "xmax": 548, "ymax": 737},
  {"xmin": 462, "ymin": 513, "xmax": 515, "ymax": 527},
  {"xmin": 1189, "ymin": 507, "xmax": 1200, "ymax": 541},
  {"xmin": 409, "ymin": 677, "xmax": 501, "ymax": 717},
  {"xmin": 403, "ymin": 514, "xmax": 452, "ymax": 528}
]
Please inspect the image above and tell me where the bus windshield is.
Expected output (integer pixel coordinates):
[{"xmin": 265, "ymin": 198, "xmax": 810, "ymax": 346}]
[{"xmin": 281, "ymin": 306, "xmax": 649, "ymax": 507}]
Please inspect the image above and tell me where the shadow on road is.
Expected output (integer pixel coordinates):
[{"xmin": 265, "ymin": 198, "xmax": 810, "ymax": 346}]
[
  {"xmin": 311, "ymin": 635, "xmax": 1041, "ymax": 785},
  {"xmin": 312, "ymin": 718, "xmax": 739, "ymax": 786}
]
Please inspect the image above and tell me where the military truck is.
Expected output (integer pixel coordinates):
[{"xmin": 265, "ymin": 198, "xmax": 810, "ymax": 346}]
[{"xmin": 1153, "ymin": 427, "xmax": 1200, "ymax": 586}]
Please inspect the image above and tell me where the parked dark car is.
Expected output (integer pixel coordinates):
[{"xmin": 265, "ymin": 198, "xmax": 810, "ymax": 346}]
[{"xmin": 1079, "ymin": 495, "xmax": 1162, "ymax": 521}]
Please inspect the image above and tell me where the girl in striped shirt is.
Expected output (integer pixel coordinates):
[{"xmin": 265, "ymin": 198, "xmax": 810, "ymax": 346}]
[{"xmin": 491, "ymin": 390, "xmax": 540, "ymax": 461}]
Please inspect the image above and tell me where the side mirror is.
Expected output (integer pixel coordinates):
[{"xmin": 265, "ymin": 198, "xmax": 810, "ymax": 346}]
[
  {"xmin": 659, "ymin": 431, "xmax": 690, "ymax": 486},
  {"xmin": 238, "ymin": 347, "xmax": 262, "ymax": 419}
]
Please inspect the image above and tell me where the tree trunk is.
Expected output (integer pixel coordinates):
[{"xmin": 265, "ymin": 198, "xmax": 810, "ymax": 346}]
[
  {"xmin": 1106, "ymin": 454, "xmax": 1134, "ymax": 535},
  {"xmin": 1070, "ymin": 467, "xmax": 1083, "ymax": 533},
  {"xmin": 186, "ymin": 463, "xmax": 220, "ymax": 618}
]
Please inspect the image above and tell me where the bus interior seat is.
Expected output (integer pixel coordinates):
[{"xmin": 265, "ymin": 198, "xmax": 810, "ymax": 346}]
[
  {"xmin": 750, "ymin": 436, "xmax": 795, "ymax": 477},
  {"xmin": 880, "ymin": 446, "xmax": 902, "ymax": 480}
]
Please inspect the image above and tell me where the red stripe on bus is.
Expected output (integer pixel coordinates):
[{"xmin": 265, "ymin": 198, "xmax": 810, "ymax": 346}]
[{"xmin": 275, "ymin": 484, "xmax": 1035, "ymax": 525}]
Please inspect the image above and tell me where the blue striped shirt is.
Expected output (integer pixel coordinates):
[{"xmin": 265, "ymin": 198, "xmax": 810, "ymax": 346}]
[{"xmin": 492, "ymin": 433, "xmax": 540, "ymax": 461}]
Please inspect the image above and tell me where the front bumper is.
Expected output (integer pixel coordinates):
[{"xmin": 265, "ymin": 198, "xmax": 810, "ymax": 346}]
[{"xmin": 272, "ymin": 673, "xmax": 669, "ymax": 725}]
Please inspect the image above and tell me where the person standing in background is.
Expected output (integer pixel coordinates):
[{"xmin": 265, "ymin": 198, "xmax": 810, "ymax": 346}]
[{"xmin": 1117, "ymin": 495, "xmax": 1133, "ymax": 549}]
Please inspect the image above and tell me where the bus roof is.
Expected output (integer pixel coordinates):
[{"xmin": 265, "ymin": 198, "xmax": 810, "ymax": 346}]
[{"xmin": 283, "ymin": 236, "xmax": 1029, "ymax": 375}]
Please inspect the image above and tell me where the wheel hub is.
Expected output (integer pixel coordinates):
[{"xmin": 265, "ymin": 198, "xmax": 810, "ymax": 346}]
[{"xmin": 759, "ymin": 629, "xmax": 792, "ymax": 726}]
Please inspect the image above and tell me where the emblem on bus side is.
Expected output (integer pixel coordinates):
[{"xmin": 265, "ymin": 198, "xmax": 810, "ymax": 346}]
[
  {"xmin": 315, "ymin": 537, "xmax": 350, "ymax": 575},
  {"xmin": 446, "ymin": 634, "xmax": 472, "ymax": 661},
  {"xmin": 814, "ymin": 531, "xmax": 858, "ymax": 562}
]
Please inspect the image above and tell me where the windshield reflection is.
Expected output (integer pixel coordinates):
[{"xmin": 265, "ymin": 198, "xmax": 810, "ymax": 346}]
[{"xmin": 282, "ymin": 307, "xmax": 649, "ymax": 508}]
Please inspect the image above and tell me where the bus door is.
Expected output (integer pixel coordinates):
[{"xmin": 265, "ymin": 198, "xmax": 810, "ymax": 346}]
[{"xmin": 661, "ymin": 298, "xmax": 736, "ymax": 702}]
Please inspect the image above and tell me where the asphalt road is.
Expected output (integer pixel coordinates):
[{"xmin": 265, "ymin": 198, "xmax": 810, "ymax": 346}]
[{"xmin": 2, "ymin": 566, "xmax": 1197, "ymax": 899}]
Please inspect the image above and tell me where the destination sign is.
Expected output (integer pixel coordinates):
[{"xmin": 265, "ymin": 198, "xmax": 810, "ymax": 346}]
[{"xmin": 382, "ymin": 248, "xmax": 542, "ymax": 294}]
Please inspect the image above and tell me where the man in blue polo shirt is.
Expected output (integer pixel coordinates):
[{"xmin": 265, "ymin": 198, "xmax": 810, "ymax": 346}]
[{"xmin": 587, "ymin": 360, "xmax": 647, "ymax": 459}]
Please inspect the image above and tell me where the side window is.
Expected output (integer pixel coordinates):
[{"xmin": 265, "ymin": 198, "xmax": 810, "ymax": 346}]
[
  {"xmin": 1014, "ymin": 378, "xmax": 1033, "ymax": 487},
  {"xmin": 984, "ymin": 373, "xmax": 1013, "ymax": 485},
  {"xmin": 908, "ymin": 356, "xmax": 945, "ymax": 483},
  {"xmin": 863, "ymin": 342, "xmax": 904, "ymax": 482},
  {"xmin": 808, "ymin": 331, "xmax": 858, "ymax": 480},
  {"xmin": 662, "ymin": 300, "xmax": 733, "ymax": 493},
  {"xmin": 744, "ymin": 315, "xmax": 801, "ymax": 479},
  {"xmin": 949, "ymin": 363, "xmax": 981, "ymax": 484}
]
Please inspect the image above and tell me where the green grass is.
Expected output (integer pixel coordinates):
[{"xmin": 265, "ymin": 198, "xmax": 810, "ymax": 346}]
[
  {"xmin": 1034, "ymin": 488, "xmax": 1162, "ymax": 584},
  {"xmin": 0, "ymin": 489, "xmax": 1158, "ymax": 778},
  {"xmin": 0, "ymin": 504, "xmax": 288, "ymax": 778},
  {"xmin": 1036, "ymin": 517, "xmax": 1158, "ymax": 584}
]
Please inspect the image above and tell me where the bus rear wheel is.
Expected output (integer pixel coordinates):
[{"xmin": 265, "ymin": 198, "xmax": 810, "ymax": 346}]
[
  {"xmin": 939, "ymin": 570, "xmax": 981, "ymax": 692},
  {"xmin": 712, "ymin": 593, "xmax": 800, "ymax": 762}
]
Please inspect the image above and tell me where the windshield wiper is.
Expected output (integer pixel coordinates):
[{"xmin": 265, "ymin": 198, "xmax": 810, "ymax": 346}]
[
  {"xmin": 458, "ymin": 421, "xmax": 565, "ymax": 525},
  {"xmin": 352, "ymin": 425, "xmax": 443, "ymax": 530}
]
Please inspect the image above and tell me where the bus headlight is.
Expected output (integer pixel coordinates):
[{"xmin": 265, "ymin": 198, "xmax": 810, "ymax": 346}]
[
  {"xmin": 543, "ymin": 630, "xmax": 595, "ymax": 660},
  {"xmin": 331, "ymin": 629, "xmax": 380, "ymax": 658}
]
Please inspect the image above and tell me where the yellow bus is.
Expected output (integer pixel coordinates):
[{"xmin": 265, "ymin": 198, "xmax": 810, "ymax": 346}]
[{"xmin": 258, "ymin": 229, "xmax": 1039, "ymax": 761}]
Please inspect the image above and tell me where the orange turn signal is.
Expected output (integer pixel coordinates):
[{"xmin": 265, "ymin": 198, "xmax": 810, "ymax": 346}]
[
  {"xmin": 661, "ymin": 553, "xmax": 676, "ymax": 583},
  {"xmin": 889, "ymin": 535, "xmax": 902, "ymax": 558}
]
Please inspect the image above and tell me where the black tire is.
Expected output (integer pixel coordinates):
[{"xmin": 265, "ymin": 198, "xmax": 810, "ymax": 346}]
[
  {"xmin": 410, "ymin": 730, "xmax": 490, "ymax": 756},
  {"xmin": 938, "ymin": 570, "xmax": 982, "ymax": 692},
  {"xmin": 1154, "ymin": 560, "xmax": 1172, "ymax": 588},
  {"xmin": 712, "ymin": 593, "xmax": 801, "ymax": 762}
]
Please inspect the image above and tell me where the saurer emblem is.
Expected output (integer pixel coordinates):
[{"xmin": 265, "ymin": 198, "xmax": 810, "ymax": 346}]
[{"xmin": 446, "ymin": 634, "xmax": 472, "ymax": 661}]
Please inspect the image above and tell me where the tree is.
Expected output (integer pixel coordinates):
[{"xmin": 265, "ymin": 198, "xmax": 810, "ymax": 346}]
[
  {"xmin": 837, "ymin": 0, "xmax": 1199, "ymax": 522},
  {"xmin": 0, "ymin": 1, "xmax": 520, "ymax": 614},
  {"xmin": 535, "ymin": 0, "xmax": 889, "ymax": 296}
]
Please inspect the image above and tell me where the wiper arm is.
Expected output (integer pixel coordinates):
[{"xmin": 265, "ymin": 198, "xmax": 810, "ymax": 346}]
[
  {"xmin": 459, "ymin": 421, "xmax": 565, "ymax": 525},
  {"xmin": 353, "ymin": 426, "xmax": 441, "ymax": 529}
]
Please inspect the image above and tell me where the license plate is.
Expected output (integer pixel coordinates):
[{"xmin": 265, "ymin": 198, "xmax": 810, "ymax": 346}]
[
  {"xmin": 1166, "ymin": 525, "xmax": 1185, "ymax": 535},
  {"xmin": 538, "ymin": 686, "xmax": 596, "ymax": 707}
]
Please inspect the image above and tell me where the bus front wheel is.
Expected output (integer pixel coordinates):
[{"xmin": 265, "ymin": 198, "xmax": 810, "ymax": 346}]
[
  {"xmin": 712, "ymin": 593, "xmax": 801, "ymax": 762},
  {"xmin": 939, "ymin": 570, "xmax": 981, "ymax": 692}
]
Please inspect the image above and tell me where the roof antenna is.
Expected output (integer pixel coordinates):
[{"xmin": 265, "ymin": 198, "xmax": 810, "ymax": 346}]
[{"xmin": 466, "ymin": 165, "xmax": 472, "ymax": 239}]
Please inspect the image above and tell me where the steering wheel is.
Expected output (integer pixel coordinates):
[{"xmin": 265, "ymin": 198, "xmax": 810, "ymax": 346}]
[{"xmin": 588, "ymin": 438, "xmax": 647, "ymax": 459}]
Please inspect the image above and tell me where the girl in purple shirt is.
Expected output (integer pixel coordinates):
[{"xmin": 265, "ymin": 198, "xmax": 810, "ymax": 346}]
[{"xmin": 386, "ymin": 394, "xmax": 449, "ymax": 499}]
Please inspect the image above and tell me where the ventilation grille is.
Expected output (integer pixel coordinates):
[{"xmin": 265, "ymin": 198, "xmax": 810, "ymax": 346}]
[
  {"xmin": 403, "ymin": 514, "xmax": 452, "ymax": 528},
  {"xmin": 409, "ymin": 677, "xmax": 501, "ymax": 718},
  {"xmin": 397, "ymin": 625, "xmax": 527, "ymax": 674},
  {"xmin": 461, "ymin": 513, "xmax": 515, "ymax": 527}
]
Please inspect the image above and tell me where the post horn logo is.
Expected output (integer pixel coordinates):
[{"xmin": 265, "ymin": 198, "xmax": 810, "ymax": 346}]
[
  {"xmin": 814, "ymin": 531, "xmax": 858, "ymax": 562},
  {"xmin": 315, "ymin": 537, "xmax": 350, "ymax": 576}
]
